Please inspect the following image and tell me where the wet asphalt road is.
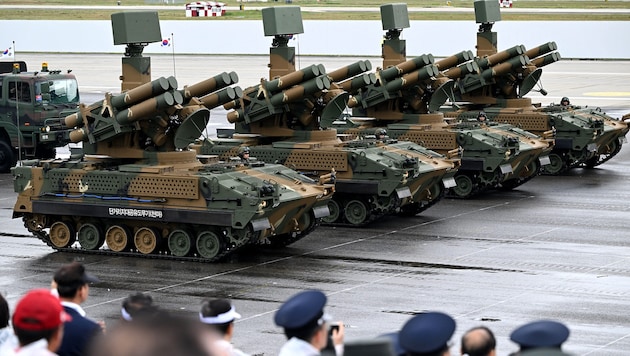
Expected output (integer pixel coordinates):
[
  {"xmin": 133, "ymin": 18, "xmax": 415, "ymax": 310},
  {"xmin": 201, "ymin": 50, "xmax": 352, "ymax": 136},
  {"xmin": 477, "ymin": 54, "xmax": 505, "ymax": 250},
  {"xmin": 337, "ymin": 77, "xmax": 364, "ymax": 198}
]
[{"xmin": 0, "ymin": 55, "xmax": 629, "ymax": 356}]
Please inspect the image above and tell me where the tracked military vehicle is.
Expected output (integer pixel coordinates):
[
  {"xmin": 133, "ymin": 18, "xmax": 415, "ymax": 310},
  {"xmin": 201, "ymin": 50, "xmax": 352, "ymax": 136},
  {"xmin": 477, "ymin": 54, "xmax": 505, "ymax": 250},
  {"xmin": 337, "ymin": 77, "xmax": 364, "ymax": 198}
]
[
  {"xmin": 193, "ymin": 6, "xmax": 458, "ymax": 225},
  {"xmin": 440, "ymin": 0, "xmax": 628, "ymax": 175},
  {"xmin": 323, "ymin": 4, "xmax": 552, "ymax": 198},
  {"xmin": 0, "ymin": 61, "xmax": 79, "ymax": 172},
  {"xmin": 11, "ymin": 11, "xmax": 334, "ymax": 262}
]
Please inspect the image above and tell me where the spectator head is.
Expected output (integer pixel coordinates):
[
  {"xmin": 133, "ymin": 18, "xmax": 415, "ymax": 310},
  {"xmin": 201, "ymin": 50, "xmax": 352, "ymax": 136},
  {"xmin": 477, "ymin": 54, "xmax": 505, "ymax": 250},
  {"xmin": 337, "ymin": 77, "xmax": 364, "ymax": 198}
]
[
  {"xmin": 54, "ymin": 262, "xmax": 99, "ymax": 299},
  {"xmin": 399, "ymin": 311, "xmax": 456, "ymax": 356},
  {"xmin": 510, "ymin": 320, "xmax": 569, "ymax": 351},
  {"xmin": 199, "ymin": 298, "xmax": 241, "ymax": 337},
  {"xmin": 89, "ymin": 311, "xmax": 214, "ymax": 356},
  {"xmin": 461, "ymin": 326, "xmax": 496, "ymax": 356},
  {"xmin": 0, "ymin": 293, "xmax": 9, "ymax": 329},
  {"xmin": 274, "ymin": 290, "xmax": 330, "ymax": 348},
  {"xmin": 121, "ymin": 292, "xmax": 158, "ymax": 322},
  {"xmin": 12, "ymin": 289, "xmax": 71, "ymax": 350}
]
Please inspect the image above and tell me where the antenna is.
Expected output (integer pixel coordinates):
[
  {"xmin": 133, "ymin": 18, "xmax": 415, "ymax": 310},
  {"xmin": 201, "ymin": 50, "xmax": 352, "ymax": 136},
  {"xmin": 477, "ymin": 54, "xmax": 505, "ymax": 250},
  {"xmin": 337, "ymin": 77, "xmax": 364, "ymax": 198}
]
[{"xmin": 171, "ymin": 32, "xmax": 176, "ymax": 78}]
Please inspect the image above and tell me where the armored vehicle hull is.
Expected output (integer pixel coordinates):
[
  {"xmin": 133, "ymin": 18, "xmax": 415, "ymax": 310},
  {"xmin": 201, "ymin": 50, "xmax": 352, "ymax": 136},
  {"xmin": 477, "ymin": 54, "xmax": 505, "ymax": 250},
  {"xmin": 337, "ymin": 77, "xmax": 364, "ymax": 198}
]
[
  {"xmin": 442, "ymin": 102, "xmax": 625, "ymax": 175},
  {"xmin": 194, "ymin": 129, "xmax": 456, "ymax": 226},
  {"xmin": 13, "ymin": 151, "xmax": 333, "ymax": 261},
  {"xmin": 331, "ymin": 114, "xmax": 551, "ymax": 198}
]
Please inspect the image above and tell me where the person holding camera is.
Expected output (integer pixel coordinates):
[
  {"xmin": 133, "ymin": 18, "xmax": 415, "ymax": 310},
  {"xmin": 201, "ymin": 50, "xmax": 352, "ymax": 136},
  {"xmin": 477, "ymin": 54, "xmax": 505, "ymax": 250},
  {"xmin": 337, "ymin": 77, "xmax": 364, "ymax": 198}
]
[{"xmin": 274, "ymin": 290, "xmax": 345, "ymax": 356}]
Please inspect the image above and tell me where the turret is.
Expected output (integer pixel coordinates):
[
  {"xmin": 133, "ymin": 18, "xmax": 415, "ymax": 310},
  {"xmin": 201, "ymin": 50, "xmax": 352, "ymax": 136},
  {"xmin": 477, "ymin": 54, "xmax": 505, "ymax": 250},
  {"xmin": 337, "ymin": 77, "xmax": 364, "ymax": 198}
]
[
  {"xmin": 61, "ymin": 12, "xmax": 243, "ymax": 159},
  {"xmin": 223, "ymin": 6, "xmax": 372, "ymax": 136}
]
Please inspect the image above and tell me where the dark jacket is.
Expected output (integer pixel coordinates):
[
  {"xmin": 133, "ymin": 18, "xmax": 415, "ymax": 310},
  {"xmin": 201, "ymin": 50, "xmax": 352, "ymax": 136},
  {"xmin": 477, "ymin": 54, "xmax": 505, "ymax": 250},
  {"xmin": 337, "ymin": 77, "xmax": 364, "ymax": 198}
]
[{"xmin": 57, "ymin": 306, "xmax": 102, "ymax": 356}]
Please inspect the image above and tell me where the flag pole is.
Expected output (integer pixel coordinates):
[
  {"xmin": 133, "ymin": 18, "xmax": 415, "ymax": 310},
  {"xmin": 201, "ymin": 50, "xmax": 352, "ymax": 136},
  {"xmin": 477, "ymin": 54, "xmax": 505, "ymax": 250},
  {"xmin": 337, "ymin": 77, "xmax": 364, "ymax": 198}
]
[{"xmin": 171, "ymin": 32, "xmax": 176, "ymax": 77}]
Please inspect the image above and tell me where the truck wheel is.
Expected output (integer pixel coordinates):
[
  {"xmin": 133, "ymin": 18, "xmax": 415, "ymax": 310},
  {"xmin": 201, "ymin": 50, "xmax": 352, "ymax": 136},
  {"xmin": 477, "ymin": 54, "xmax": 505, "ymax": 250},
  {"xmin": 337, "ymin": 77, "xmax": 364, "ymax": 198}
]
[{"xmin": 0, "ymin": 141, "xmax": 16, "ymax": 173}]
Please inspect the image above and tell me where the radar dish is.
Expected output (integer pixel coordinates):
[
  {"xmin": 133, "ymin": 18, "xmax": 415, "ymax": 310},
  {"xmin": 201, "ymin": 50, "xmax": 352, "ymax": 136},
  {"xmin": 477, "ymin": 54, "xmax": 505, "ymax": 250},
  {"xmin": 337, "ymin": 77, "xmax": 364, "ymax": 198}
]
[
  {"xmin": 519, "ymin": 68, "xmax": 542, "ymax": 97},
  {"xmin": 429, "ymin": 80, "xmax": 456, "ymax": 112},
  {"xmin": 174, "ymin": 108, "xmax": 210, "ymax": 149},
  {"xmin": 320, "ymin": 92, "xmax": 350, "ymax": 128}
]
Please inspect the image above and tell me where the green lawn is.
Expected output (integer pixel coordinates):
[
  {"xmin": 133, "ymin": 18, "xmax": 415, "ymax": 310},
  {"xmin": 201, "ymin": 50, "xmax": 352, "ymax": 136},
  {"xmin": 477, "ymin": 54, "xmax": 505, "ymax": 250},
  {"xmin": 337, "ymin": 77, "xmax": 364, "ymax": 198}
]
[{"xmin": 1, "ymin": 0, "xmax": 629, "ymax": 20}]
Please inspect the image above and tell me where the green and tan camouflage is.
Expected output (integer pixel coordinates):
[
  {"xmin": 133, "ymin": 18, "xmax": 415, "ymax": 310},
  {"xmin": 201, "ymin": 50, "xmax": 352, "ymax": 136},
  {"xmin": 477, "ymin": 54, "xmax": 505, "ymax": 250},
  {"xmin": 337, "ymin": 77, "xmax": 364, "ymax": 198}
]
[
  {"xmin": 323, "ymin": 3, "xmax": 552, "ymax": 198},
  {"xmin": 441, "ymin": 0, "xmax": 628, "ymax": 174},
  {"xmin": 193, "ymin": 6, "xmax": 458, "ymax": 225},
  {"xmin": 0, "ymin": 61, "xmax": 79, "ymax": 172},
  {"xmin": 11, "ymin": 11, "xmax": 334, "ymax": 262}
]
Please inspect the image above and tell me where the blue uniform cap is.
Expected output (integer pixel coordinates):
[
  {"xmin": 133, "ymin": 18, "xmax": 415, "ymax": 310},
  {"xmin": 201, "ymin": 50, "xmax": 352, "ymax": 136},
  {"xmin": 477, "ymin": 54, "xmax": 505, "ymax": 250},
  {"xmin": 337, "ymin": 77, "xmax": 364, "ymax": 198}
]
[
  {"xmin": 274, "ymin": 290, "xmax": 327, "ymax": 329},
  {"xmin": 399, "ymin": 312, "xmax": 456, "ymax": 354},
  {"xmin": 378, "ymin": 332, "xmax": 405, "ymax": 356},
  {"xmin": 510, "ymin": 320, "xmax": 570, "ymax": 349}
]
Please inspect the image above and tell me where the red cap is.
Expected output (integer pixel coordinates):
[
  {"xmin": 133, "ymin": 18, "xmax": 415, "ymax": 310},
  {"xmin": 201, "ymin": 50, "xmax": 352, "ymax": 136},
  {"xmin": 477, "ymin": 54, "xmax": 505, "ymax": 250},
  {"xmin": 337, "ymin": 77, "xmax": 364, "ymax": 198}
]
[{"xmin": 12, "ymin": 289, "xmax": 72, "ymax": 331}]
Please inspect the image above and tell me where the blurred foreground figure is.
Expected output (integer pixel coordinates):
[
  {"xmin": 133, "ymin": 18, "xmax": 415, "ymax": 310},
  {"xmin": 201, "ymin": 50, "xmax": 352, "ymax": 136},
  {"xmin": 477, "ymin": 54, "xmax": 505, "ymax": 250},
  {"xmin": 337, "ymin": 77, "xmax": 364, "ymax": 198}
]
[
  {"xmin": 88, "ymin": 311, "xmax": 217, "ymax": 356},
  {"xmin": 4, "ymin": 289, "xmax": 71, "ymax": 356},
  {"xmin": 199, "ymin": 298, "xmax": 249, "ymax": 356}
]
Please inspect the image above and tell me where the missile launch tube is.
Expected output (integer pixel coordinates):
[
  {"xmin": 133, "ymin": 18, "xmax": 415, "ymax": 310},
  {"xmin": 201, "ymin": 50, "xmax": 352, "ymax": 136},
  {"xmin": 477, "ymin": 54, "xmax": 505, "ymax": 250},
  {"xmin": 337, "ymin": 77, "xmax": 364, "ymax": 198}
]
[{"xmin": 110, "ymin": 77, "xmax": 172, "ymax": 109}]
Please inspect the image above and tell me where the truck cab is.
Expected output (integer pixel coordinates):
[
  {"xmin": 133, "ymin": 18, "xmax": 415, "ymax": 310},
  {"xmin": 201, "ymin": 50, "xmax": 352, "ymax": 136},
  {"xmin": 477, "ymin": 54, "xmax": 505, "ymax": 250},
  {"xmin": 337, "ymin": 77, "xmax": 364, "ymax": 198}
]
[{"xmin": 0, "ymin": 61, "xmax": 79, "ymax": 172}]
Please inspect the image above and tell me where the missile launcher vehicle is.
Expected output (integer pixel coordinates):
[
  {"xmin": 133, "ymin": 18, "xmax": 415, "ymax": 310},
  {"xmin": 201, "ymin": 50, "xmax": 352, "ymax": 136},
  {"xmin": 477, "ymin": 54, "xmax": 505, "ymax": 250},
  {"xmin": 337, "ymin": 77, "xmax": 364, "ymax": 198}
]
[
  {"xmin": 193, "ymin": 6, "xmax": 459, "ymax": 225},
  {"xmin": 11, "ymin": 11, "xmax": 334, "ymax": 262},
  {"xmin": 440, "ymin": 0, "xmax": 628, "ymax": 175},
  {"xmin": 323, "ymin": 4, "xmax": 552, "ymax": 198}
]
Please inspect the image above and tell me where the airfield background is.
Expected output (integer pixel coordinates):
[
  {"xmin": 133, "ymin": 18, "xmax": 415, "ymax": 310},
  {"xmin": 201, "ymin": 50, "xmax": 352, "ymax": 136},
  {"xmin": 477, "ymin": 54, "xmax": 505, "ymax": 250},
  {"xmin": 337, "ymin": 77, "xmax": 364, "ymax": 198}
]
[{"xmin": 1, "ymin": 20, "xmax": 628, "ymax": 59}]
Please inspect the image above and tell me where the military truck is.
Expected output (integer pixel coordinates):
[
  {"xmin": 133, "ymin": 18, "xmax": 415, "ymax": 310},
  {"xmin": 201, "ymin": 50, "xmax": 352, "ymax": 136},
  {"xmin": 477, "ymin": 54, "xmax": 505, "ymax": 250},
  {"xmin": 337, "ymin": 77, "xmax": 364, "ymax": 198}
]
[
  {"xmin": 193, "ymin": 6, "xmax": 459, "ymax": 225},
  {"xmin": 12, "ymin": 11, "xmax": 334, "ymax": 262},
  {"xmin": 0, "ymin": 61, "xmax": 78, "ymax": 172},
  {"xmin": 323, "ymin": 4, "xmax": 552, "ymax": 198},
  {"xmin": 440, "ymin": 0, "xmax": 628, "ymax": 174}
]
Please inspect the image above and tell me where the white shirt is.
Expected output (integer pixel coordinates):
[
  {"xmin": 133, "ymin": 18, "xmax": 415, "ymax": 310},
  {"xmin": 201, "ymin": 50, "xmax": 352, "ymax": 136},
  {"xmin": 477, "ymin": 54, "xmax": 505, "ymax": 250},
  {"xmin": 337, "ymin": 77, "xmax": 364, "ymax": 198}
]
[
  {"xmin": 2, "ymin": 338, "xmax": 57, "ymax": 356},
  {"xmin": 60, "ymin": 301, "xmax": 86, "ymax": 317},
  {"xmin": 278, "ymin": 337, "xmax": 320, "ymax": 356}
]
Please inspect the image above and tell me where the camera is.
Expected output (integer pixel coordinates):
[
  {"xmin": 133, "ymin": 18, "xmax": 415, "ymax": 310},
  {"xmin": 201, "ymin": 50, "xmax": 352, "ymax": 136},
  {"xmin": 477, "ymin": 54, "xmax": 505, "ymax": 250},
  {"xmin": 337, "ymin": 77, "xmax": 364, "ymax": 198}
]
[{"xmin": 328, "ymin": 323, "xmax": 340, "ymax": 336}]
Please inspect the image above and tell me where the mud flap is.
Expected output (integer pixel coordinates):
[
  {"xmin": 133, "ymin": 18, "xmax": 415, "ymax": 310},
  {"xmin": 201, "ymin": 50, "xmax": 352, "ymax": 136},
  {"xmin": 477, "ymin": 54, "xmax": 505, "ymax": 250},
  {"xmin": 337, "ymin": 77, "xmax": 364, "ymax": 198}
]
[
  {"xmin": 251, "ymin": 218, "xmax": 271, "ymax": 231},
  {"xmin": 538, "ymin": 155, "xmax": 551, "ymax": 166},
  {"xmin": 442, "ymin": 177, "xmax": 457, "ymax": 188},
  {"xmin": 500, "ymin": 163, "xmax": 513, "ymax": 174},
  {"xmin": 312, "ymin": 205, "xmax": 330, "ymax": 218},
  {"xmin": 396, "ymin": 187, "xmax": 412, "ymax": 199}
]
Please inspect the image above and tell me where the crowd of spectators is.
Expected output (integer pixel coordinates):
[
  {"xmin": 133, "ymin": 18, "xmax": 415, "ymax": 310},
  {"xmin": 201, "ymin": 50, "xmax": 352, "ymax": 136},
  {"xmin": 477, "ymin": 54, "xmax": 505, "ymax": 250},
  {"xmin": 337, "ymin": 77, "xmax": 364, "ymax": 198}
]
[{"xmin": 0, "ymin": 262, "xmax": 575, "ymax": 356}]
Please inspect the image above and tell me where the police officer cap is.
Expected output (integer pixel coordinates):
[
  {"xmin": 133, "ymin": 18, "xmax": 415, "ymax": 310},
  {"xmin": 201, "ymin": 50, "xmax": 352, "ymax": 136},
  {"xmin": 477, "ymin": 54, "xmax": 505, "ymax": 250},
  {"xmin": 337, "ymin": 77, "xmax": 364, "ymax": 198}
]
[
  {"xmin": 274, "ymin": 290, "xmax": 327, "ymax": 329},
  {"xmin": 399, "ymin": 312, "xmax": 456, "ymax": 354},
  {"xmin": 510, "ymin": 320, "xmax": 569, "ymax": 349}
]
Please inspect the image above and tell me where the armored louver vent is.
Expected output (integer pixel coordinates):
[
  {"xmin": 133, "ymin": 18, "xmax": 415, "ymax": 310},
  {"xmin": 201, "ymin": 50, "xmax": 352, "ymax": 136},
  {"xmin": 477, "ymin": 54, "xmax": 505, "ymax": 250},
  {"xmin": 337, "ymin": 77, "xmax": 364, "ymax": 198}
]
[
  {"xmin": 49, "ymin": 171, "xmax": 198, "ymax": 199},
  {"xmin": 284, "ymin": 151, "xmax": 349, "ymax": 172},
  {"xmin": 404, "ymin": 132, "xmax": 457, "ymax": 150},
  {"xmin": 497, "ymin": 115, "xmax": 549, "ymax": 132},
  {"xmin": 127, "ymin": 176, "xmax": 198, "ymax": 199}
]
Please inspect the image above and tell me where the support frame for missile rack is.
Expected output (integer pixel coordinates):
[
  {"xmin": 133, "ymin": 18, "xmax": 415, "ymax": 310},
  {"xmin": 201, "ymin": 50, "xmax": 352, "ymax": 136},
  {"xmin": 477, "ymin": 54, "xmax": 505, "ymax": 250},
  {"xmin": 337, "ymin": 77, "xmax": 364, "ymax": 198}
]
[
  {"xmin": 323, "ymin": 3, "xmax": 552, "ymax": 198},
  {"xmin": 440, "ymin": 0, "xmax": 628, "ymax": 175},
  {"xmin": 11, "ymin": 11, "xmax": 335, "ymax": 262},
  {"xmin": 193, "ymin": 6, "xmax": 458, "ymax": 226}
]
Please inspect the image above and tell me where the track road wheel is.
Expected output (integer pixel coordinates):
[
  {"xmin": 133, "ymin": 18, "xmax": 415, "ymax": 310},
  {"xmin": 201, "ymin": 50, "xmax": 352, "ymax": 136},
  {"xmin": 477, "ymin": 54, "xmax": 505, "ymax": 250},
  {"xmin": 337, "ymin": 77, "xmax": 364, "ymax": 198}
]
[
  {"xmin": 134, "ymin": 227, "xmax": 161, "ymax": 254},
  {"xmin": 168, "ymin": 229, "xmax": 193, "ymax": 257},
  {"xmin": 78, "ymin": 223, "xmax": 104, "ymax": 250},
  {"xmin": 0, "ymin": 140, "xmax": 16, "ymax": 173},
  {"xmin": 49, "ymin": 221, "xmax": 76, "ymax": 248},
  {"xmin": 344, "ymin": 200, "xmax": 368, "ymax": 226},
  {"xmin": 321, "ymin": 199, "xmax": 341, "ymax": 224},
  {"xmin": 451, "ymin": 174, "xmax": 475, "ymax": 198},
  {"xmin": 105, "ymin": 225, "xmax": 131, "ymax": 252},
  {"xmin": 543, "ymin": 153, "xmax": 566, "ymax": 175},
  {"xmin": 196, "ymin": 230, "xmax": 225, "ymax": 260}
]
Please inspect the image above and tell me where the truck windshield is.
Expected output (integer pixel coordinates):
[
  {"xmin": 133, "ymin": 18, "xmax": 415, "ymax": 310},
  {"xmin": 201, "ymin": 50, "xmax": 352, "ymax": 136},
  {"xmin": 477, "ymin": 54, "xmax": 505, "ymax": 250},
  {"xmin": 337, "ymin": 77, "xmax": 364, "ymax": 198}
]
[{"xmin": 39, "ymin": 78, "xmax": 79, "ymax": 105}]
